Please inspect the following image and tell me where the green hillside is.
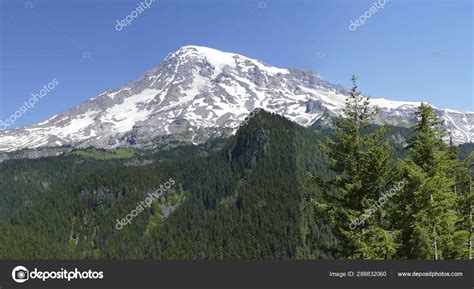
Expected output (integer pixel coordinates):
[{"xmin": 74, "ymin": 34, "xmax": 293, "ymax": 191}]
[{"xmin": 0, "ymin": 109, "xmax": 472, "ymax": 260}]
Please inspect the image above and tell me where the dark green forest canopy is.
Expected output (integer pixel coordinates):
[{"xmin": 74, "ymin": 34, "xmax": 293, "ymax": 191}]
[{"xmin": 0, "ymin": 110, "xmax": 472, "ymax": 259}]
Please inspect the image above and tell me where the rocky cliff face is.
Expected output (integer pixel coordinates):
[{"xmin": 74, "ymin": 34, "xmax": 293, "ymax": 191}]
[{"xmin": 0, "ymin": 147, "xmax": 72, "ymax": 163}]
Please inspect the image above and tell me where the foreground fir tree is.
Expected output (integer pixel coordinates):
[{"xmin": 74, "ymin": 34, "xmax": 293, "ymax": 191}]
[
  {"xmin": 449, "ymin": 147, "xmax": 473, "ymax": 259},
  {"xmin": 393, "ymin": 103, "xmax": 462, "ymax": 259},
  {"xmin": 316, "ymin": 76, "xmax": 399, "ymax": 259}
]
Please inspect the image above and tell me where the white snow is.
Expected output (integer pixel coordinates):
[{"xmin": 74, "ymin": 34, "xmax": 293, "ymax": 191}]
[
  {"xmin": 57, "ymin": 110, "xmax": 99, "ymax": 137},
  {"xmin": 100, "ymin": 88, "xmax": 159, "ymax": 132},
  {"xmin": 0, "ymin": 45, "xmax": 472, "ymax": 153},
  {"xmin": 179, "ymin": 45, "xmax": 288, "ymax": 76},
  {"xmin": 371, "ymin": 98, "xmax": 421, "ymax": 109}
]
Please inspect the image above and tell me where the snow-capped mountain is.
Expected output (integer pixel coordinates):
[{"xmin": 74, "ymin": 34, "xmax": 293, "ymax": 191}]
[{"xmin": 0, "ymin": 45, "xmax": 472, "ymax": 153}]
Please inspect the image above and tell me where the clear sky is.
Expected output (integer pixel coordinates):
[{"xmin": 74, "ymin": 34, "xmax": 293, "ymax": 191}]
[{"xmin": 0, "ymin": 0, "xmax": 472, "ymax": 128}]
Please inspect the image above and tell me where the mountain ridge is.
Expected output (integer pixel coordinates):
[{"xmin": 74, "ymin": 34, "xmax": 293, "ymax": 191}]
[
  {"xmin": 0, "ymin": 45, "xmax": 472, "ymax": 152},
  {"xmin": 0, "ymin": 109, "xmax": 338, "ymax": 259}
]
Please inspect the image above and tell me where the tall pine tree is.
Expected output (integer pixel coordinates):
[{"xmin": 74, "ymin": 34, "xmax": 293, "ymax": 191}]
[
  {"xmin": 394, "ymin": 103, "xmax": 461, "ymax": 259},
  {"xmin": 317, "ymin": 76, "xmax": 398, "ymax": 259}
]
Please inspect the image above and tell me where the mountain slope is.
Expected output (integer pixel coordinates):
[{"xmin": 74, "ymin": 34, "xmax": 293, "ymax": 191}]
[
  {"xmin": 1, "ymin": 110, "xmax": 472, "ymax": 259},
  {"xmin": 0, "ymin": 45, "xmax": 472, "ymax": 152},
  {"xmin": 0, "ymin": 110, "xmax": 338, "ymax": 259},
  {"xmin": 147, "ymin": 110, "xmax": 336, "ymax": 259}
]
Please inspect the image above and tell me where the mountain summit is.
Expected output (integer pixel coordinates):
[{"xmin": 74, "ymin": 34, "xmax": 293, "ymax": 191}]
[{"xmin": 0, "ymin": 45, "xmax": 472, "ymax": 152}]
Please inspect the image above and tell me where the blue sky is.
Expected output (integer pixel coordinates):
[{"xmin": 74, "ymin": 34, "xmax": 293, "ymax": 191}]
[{"xmin": 0, "ymin": 0, "xmax": 472, "ymax": 128}]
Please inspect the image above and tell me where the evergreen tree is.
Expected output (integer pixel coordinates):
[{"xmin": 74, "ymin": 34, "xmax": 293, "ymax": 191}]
[
  {"xmin": 450, "ymin": 150, "xmax": 473, "ymax": 259},
  {"xmin": 394, "ymin": 103, "xmax": 461, "ymax": 259},
  {"xmin": 318, "ymin": 76, "xmax": 398, "ymax": 259}
]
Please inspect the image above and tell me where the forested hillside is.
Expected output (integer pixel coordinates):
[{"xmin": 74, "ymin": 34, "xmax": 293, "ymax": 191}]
[
  {"xmin": 0, "ymin": 102, "xmax": 472, "ymax": 260},
  {"xmin": 0, "ymin": 111, "xmax": 338, "ymax": 259}
]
